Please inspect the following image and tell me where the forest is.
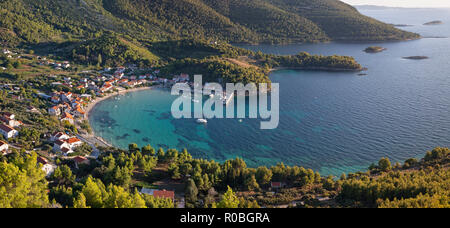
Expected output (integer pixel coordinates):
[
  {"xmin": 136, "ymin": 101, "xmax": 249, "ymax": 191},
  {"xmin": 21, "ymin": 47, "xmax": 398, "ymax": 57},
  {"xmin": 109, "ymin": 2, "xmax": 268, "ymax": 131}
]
[
  {"xmin": 0, "ymin": 0, "xmax": 419, "ymax": 46},
  {"xmin": 0, "ymin": 145, "xmax": 448, "ymax": 208}
]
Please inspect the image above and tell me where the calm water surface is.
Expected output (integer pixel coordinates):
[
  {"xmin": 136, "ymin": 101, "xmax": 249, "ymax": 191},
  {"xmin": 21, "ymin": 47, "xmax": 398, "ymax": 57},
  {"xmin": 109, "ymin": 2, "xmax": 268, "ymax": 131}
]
[{"xmin": 90, "ymin": 8, "xmax": 450, "ymax": 176}]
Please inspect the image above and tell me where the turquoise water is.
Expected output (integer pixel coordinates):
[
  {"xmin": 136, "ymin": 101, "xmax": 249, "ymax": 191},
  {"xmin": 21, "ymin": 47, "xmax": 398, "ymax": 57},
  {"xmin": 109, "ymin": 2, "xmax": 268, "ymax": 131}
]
[{"xmin": 90, "ymin": 8, "xmax": 450, "ymax": 176}]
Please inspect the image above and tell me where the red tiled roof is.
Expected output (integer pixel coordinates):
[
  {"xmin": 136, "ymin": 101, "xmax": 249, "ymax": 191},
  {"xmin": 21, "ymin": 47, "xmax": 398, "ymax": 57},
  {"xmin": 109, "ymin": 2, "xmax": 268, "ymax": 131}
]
[
  {"xmin": 73, "ymin": 156, "xmax": 88, "ymax": 163},
  {"xmin": 37, "ymin": 157, "xmax": 49, "ymax": 165},
  {"xmin": 0, "ymin": 140, "xmax": 7, "ymax": 147},
  {"xmin": 65, "ymin": 137, "xmax": 81, "ymax": 144},
  {"xmin": 62, "ymin": 112, "xmax": 73, "ymax": 119},
  {"xmin": 271, "ymin": 182, "xmax": 282, "ymax": 188},
  {"xmin": 53, "ymin": 132, "xmax": 65, "ymax": 138},
  {"xmin": 0, "ymin": 124, "xmax": 14, "ymax": 133},
  {"xmin": 152, "ymin": 190, "xmax": 175, "ymax": 199},
  {"xmin": 54, "ymin": 140, "xmax": 66, "ymax": 146}
]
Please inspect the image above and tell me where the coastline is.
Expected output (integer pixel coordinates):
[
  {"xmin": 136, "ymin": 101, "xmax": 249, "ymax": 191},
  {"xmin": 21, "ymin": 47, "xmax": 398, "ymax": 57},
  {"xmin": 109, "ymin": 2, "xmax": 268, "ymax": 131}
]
[
  {"xmin": 85, "ymin": 86, "xmax": 157, "ymax": 120},
  {"xmin": 269, "ymin": 66, "xmax": 365, "ymax": 72},
  {"xmin": 81, "ymin": 85, "xmax": 157, "ymax": 148}
]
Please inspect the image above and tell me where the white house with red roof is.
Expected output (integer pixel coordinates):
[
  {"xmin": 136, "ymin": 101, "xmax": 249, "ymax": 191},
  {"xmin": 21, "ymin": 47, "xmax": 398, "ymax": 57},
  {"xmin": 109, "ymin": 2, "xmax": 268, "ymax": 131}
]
[
  {"xmin": 60, "ymin": 112, "xmax": 74, "ymax": 124},
  {"xmin": 53, "ymin": 139, "xmax": 71, "ymax": 153},
  {"xmin": 0, "ymin": 140, "xmax": 8, "ymax": 155},
  {"xmin": 73, "ymin": 156, "xmax": 90, "ymax": 168},
  {"xmin": 50, "ymin": 132, "xmax": 70, "ymax": 142},
  {"xmin": 0, "ymin": 124, "xmax": 18, "ymax": 139},
  {"xmin": 37, "ymin": 157, "xmax": 56, "ymax": 176},
  {"xmin": 61, "ymin": 92, "xmax": 73, "ymax": 102},
  {"xmin": 65, "ymin": 137, "xmax": 83, "ymax": 149},
  {"xmin": 140, "ymin": 188, "xmax": 175, "ymax": 201},
  {"xmin": 48, "ymin": 105, "xmax": 61, "ymax": 116},
  {"xmin": 0, "ymin": 112, "xmax": 22, "ymax": 128},
  {"xmin": 73, "ymin": 107, "xmax": 85, "ymax": 118}
]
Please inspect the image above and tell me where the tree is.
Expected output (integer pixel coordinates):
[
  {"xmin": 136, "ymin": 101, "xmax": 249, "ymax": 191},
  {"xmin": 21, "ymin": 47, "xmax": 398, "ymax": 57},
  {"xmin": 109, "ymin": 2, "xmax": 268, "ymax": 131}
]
[
  {"xmin": 255, "ymin": 166, "xmax": 272, "ymax": 186},
  {"xmin": 97, "ymin": 54, "xmax": 102, "ymax": 67},
  {"xmin": 73, "ymin": 193, "xmax": 90, "ymax": 208},
  {"xmin": 185, "ymin": 179, "xmax": 198, "ymax": 204},
  {"xmin": 142, "ymin": 145, "xmax": 155, "ymax": 156},
  {"xmin": 216, "ymin": 186, "xmax": 240, "ymax": 208},
  {"xmin": 128, "ymin": 143, "xmax": 139, "ymax": 152},
  {"xmin": 0, "ymin": 154, "xmax": 49, "ymax": 208},
  {"xmin": 51, "ymin": 165, "xmax": 75, "ymax": 186},
  {"xmin": 245, "ymin": 175, "xmax": 260, "ymax": 191},
  {"xmin": 81, "ymin": 176, "xmax": 105, "ymax": 208},
  {"xmin": 157, "ymin": 148, "xmax": 165, "ymax": 161},
  {"xmin": 132, "ymin": 191, "xmax": 147, "ymax": 208},
  {"xmin": 378, "ymin": 157, "xmax": 392, "ymax": 172}
]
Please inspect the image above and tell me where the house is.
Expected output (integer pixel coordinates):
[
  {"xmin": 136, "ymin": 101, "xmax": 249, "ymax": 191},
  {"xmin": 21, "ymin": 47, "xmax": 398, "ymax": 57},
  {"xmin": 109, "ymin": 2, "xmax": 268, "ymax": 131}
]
[
  {"xmin": 119, "ymin": 79, "xmax": 129, "ymax": 86},
  {"xmin": 0, "ymin": 115, "xmax": 22, "ymax": 128},
  {"xmin": 0, "ymin": 141, "xmax": 9, "ymax": 154},
  {"xmin": 51, "ymin": 96, "xmax": 61, "ymax": 103},
  {"xmin": 65, "ymin": 137, "xmax": 83, "ymax": 149},
  {"xmin": 61, "ymin": 92, "xmax": 72, "ymax": 102},
  {"xmin": 100, "ymin": 83, "xmax": 113, "ymax": 93},
  {"xmin": 53, "ymin": 139, "xmax": 70, "ymax": 153},
  {"xmin": 60, "ymin": 112, "xmax": 74, "ymax": 124},
  {"xmin": 37, "ymin": 157, "xmax": 56, "ymax": 176},
  {"xmin": 48, "ymin": 106, "xmax": 61, "ymax": 116},
  {"xmin": 0, "ymin": 124, "xmax": 18, "ymax": 139},
  {"xmin": 50, "ymin": 132, "xmax": 70, "ymax": 142},
  {"xmin": 271, "ymin": 182, "xmax": 286, "ymax": 189},
  {"xmin": 73, "ymin": 156, "xmax": 89, "ymax": 168},
  {"xmin": 73, "ymin": 107, "xmax": 85, "ymax": 118},
  {"xmin": 1, "ymin": 112, "xmax": 15, "ymax": 120},
  {"xmin": 140, "ymin": 188, "xmax": 175, "ymax": 201}
]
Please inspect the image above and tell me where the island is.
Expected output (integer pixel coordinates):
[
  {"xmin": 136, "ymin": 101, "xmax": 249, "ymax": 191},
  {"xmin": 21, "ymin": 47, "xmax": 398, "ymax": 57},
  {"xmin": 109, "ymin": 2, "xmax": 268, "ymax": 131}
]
[
  {"xmin": 390, "ymin": 24, "xmax": 413, "ymax": 27},
  {"xmin": 424, "ymin": 20, "xmax": 443, "ymax": 25},
  {"xmin": 364, "ymin": 46, "xmax": 387, "ymax": 53},
  {"xmin": 403, "ymin": 56, "xmax": 429, "ymax": 60}
]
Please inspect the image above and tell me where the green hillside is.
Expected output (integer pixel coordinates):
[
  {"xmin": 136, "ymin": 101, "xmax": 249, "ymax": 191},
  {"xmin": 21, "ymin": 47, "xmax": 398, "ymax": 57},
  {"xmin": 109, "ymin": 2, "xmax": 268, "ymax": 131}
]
[{"xmin": 0, "ymin": 0, "xmax": 419, "ymax": 46}]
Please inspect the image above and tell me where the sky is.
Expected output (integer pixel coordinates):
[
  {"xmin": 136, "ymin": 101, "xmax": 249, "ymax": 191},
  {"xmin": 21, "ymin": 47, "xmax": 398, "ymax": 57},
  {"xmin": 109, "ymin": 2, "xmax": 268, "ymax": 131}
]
[{"xmin": 341, "ymin": 0, "xmax": 450, "ymax": 8}]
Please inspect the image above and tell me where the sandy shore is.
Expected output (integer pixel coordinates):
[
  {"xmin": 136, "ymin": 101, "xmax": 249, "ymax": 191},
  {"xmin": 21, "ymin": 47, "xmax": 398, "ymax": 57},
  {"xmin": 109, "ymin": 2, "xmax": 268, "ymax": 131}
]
[{"xmin": 81, "ymin": 85, "xmax": 158, "ymax": 148}]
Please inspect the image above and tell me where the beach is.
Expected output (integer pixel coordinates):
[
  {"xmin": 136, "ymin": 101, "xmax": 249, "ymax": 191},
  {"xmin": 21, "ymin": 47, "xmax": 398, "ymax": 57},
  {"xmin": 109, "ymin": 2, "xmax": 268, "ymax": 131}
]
[{"xmin": 80, "ymin": 85, "xmax": 158, "ymax": 149}]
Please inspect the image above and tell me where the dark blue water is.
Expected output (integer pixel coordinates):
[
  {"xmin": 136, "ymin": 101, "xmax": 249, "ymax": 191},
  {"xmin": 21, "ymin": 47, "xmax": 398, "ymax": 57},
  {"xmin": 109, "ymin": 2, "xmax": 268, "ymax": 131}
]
[{"xmin": 90, "ymin": 8, "xmax": 450, "ymax": 176}]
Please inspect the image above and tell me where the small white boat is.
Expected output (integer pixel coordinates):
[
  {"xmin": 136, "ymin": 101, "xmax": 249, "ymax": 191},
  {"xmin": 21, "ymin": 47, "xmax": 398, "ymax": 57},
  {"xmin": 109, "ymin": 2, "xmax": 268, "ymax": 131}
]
[
  {"xmin": 192, "ymin": 99, "xmax": 200, "ymax": 103},
  {"xmin": 209, "ymin": 94, "xmax": 215, "ymax": 98},
  {"xmin": 196, "ymin": 119, "xmax": 208, "ymax": 124}
]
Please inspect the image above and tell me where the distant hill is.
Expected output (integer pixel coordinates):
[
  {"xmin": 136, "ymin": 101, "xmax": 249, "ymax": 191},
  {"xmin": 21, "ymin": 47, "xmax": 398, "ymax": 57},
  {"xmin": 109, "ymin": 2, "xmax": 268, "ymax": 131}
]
[{"xmin": 0, "ymin": 0, "xmax": 419, "ymax": 46}]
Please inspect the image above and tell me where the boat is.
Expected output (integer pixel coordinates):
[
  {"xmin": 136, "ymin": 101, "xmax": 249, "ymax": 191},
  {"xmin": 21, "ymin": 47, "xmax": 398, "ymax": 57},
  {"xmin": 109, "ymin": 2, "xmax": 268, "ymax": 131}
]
[
  {"xmin": 196, "ymin": 119, "xmax": 208, "ymax": 124},
  {"xmin": 192, "ymin": 99, "xmax": 200, "ymax": 103}
]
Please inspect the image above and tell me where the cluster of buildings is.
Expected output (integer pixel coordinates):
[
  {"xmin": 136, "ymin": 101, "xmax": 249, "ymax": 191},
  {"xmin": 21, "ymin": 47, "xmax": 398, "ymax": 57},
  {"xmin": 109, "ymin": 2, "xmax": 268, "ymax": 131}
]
[
  {"xmin": 2, "ymin": 49, "xmax": 17, "ymax": 59},
  {"xmin": 38, "ymin": 58, "xmax": 71, "ymax": 70},
  {"xmin": 48, "ymin": 91, "xmax": 88, "ymax": 123},
  {"xmin": 0, "ymin": 112, "xmax": 21, "ymax": 140}
]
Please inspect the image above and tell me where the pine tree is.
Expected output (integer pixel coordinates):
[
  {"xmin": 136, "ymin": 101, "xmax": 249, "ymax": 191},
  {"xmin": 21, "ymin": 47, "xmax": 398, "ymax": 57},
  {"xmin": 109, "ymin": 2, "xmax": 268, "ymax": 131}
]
[
  {"xmin": 73, "ymin": 193, "xmax": 90, "ymax": 208},
  {"xmin": 216, "ymin": 186, "xmax": 240, "ymax": 208}
]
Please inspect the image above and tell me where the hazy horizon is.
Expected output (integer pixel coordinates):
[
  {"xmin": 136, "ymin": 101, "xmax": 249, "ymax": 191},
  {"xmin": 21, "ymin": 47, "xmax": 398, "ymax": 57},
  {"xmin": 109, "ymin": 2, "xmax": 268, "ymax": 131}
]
[{"xmin": 341, "ymin": 0, "xmax": 450, "ymax": 8}]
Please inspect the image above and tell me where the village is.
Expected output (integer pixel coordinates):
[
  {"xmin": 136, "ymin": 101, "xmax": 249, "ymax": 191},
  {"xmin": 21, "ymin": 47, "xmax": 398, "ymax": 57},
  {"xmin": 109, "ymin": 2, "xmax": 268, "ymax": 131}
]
[
  {"xmin": 1, "ymin": 47, "xmax": 299, "ymax": 208},
  {"xmin": 0, "ymin": 48, "xmax": 193, "ymax": 205}
]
